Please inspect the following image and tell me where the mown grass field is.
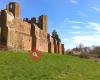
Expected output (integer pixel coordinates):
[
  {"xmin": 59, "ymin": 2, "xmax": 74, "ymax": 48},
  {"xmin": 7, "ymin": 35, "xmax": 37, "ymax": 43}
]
[{"xmin": 0, "ymin": 51, "xmax": 100, "ymax": 80}]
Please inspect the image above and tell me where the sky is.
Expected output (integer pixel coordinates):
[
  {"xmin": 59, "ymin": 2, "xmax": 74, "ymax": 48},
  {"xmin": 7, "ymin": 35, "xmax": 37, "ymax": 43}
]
[{"xmin": 0, "ymin": 0, "xmax": 100, "ymax": 50}]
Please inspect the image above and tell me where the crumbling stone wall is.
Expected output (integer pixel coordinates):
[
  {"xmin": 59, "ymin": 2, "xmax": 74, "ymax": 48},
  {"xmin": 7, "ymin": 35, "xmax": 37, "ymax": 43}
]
[
  {"xmin": 30, "ymin": 15, "xmax": 48, "ymax": 52},
  {"xmin": 31, "ymin": 23, "xmax": 48, "ymax": 52},
  {"xmin": 1, "ymin": 10, "xmax": 32, "ymax": 51},
  {"xmin": 48, "ymin": 34, "xmax": 54, "ymax": 53},
  {"xmin": 57, "ymin": 42, "xmax": 62, "ymax": 54},
  {"xmin": 0, "ymin": 2, "xmax": 64, "ymax": 54},
  {"xmin": 48, "ymin": 35, "xmax": 64, "ymax": 54},
  {"xmin": 61, "ymin": 44, "xmax": 65, "ymax": 54},
  {"xmin": 53, "ymin": 38, "xmax": 58, "ymax": 53}
]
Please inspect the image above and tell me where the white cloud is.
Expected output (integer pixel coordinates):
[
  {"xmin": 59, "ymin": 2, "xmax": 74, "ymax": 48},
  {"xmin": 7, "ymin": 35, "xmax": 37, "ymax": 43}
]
[
  {"xmin": 58, "ymin": 18, "xmax": 83, "ymax": 30},
  {"xmin": 72, "ymin": 26, "xmax": 80, "ymax": 29},
  {"xmin": 91, "ymin": 7, "xmax": 100, "ymax": 12},
  {"xmin": 78, "ymin": 11, "xmax": 88, "ymax": 17},
  {"xmin": 72, "ymin": 35, "xmax": 100, "ymax": 47},
  {"xmin": 63, "ymin": 34, "xmax": 100, "ymax": 49},
  {"xmin": 71, "ymin": 31, "xmax": 81, "ymax": 34},
  {"xmin": 68, "ymin": 20, "xmax": 83, "ymax": 24},
  {"xmin": 69, "ymin": 0, "xmax": 78, "ymax": 4},
  {"xmin": 59, "ymin": 20, "xmax": 100, "ymax": 49},
  {"xmin": 87, "ymin": 22, "xmax": 100, "ymax": 32},
  {"xmin": 69, "ymin": 21, "xmax": 100, "ymax": 48},
  {"xmin": 62, "ymin": 18, "xmax": 83, "ymax": 24}
]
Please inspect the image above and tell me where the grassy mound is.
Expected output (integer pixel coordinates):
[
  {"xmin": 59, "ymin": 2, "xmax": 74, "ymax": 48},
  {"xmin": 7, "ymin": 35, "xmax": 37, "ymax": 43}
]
[{"xmin": 0, "ymin": 51, "xmax": 100, "ymax": 80}]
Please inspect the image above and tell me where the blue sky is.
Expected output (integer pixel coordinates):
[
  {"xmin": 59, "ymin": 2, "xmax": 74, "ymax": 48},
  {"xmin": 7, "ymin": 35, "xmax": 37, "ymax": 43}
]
[{"xmin": 1, "ymin": 0, "xmax": 100, "ymax": 50}]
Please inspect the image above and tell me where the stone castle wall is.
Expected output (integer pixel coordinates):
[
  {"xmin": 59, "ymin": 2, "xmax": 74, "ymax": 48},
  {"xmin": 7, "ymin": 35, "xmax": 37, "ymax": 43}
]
[
  {"xmin": 48, "ymin": 34, "xmax": 54, "ymax": 53},
  {"xmin": 0, "ymin": 2, "xmax": 64, "ymax": 54},
  {"xmin": 31, "ymin": 23, "xmax": 48, "ymax": 52},
  {"xmin": 1, "ymin": 10, "xmax": 32, "ymax": 51}
]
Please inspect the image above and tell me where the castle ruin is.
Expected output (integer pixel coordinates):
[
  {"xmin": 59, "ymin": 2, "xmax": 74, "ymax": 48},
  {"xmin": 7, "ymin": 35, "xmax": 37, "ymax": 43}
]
[{"xmin": 0, "ymin": 2, "xmax": 64, "ymax": 54}]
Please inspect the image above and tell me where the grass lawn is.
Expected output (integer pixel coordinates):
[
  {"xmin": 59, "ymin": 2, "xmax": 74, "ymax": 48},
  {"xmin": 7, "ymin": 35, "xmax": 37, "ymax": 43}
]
[{"xmin": 0, "ymin": 51, "xmax": 100, "ymax": 80}]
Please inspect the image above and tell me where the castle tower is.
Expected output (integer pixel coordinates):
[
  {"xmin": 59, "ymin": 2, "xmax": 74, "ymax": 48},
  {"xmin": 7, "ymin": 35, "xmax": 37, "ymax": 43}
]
[
  {"xmin": 6, "ymin": 2, "xmax": 20, "ymax": 18},
  {"xmin": 39, "ymin": 15, "xmax": 48, "ymax": 32}
]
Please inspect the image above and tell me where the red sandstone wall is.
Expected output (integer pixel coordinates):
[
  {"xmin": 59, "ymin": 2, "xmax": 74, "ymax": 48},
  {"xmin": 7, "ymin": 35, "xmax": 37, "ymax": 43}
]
[
  {"xmin": 1, "ymin": 10, "xmax": 32, "ymax": 51},
  {"xmin": 1, "ymin": 2, "xmax": 65, "ymax": 53},
  {"xmin": 32, "ymin": 24, "xmax": 48, "ymax": 52},
  {"xmin": 57, "ymin": 42, "xmax": 62, "ymax": 54},
  {"xmin": 61, "ymin": 44, "xmax": 65, "ymax": 54},
  {"xmin": 53, "ymin": 39, "xmax": 58, "ymax": 53},
  {"xmin": 48, "ymin": 34, "xmax": 54, "ymax": 53},
  {"xmin": 50, "ymin": 36, "xmax": 54, "ymax": 53}
]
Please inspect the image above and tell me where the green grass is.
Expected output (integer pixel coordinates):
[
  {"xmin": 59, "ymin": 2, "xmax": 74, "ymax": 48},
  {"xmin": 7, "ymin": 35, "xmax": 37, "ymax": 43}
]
[{"xmin": 0, "ymin": 51, "xmax": 100, "ymax": 80}]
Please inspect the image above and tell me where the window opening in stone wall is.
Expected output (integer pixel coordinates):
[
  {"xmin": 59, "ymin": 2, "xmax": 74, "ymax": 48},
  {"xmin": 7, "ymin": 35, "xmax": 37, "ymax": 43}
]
[{"xmin": 10, "ymin": 4, "xmax": 13, "ymax": 10}]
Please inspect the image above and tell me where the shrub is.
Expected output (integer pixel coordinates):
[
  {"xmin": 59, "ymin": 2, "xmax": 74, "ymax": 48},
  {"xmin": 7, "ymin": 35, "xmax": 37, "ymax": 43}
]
[{"xmin": 79, "ymin": 52, "xmax": 90, "ymax": 59}]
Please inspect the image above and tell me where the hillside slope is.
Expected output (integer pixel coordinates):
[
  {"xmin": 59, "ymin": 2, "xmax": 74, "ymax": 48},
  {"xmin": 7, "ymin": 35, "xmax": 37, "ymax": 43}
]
[{"xmin": 0, "ymin": 51, "xmax": 100, "ymax": 80}]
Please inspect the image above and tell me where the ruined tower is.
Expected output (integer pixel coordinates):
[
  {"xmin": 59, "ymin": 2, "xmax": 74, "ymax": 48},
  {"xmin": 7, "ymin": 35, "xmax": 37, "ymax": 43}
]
[
  {"xmin": 39, "ymin": 15, "xmax": 48, "ymax": 32},
  {"xmin": 31, "ymin": 15, "xmax": 48, "ymax": 52},
  {"xmin": 6, "ymin": 2, "xmax": 20, "ymax": 17}
]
